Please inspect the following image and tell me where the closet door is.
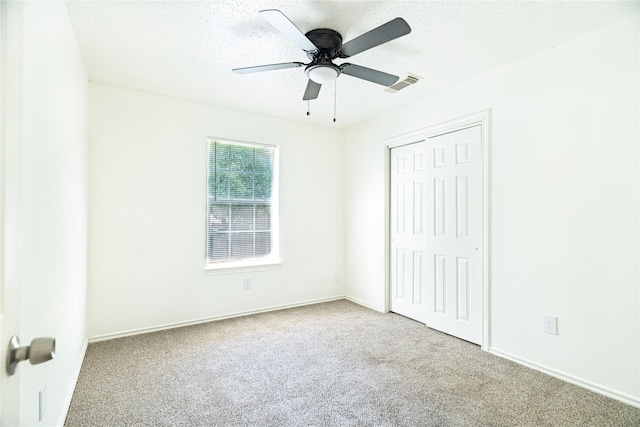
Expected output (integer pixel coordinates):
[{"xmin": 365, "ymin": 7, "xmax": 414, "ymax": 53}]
[
  {"xmin": 391, "ymin": 125, "xmax": 483, "ymax": 345},
  {"xmin": 424, "ymin": 125, "xmax": 482, "ymax": 344},
  {"xmin": 390, "ymin": 141, "xmax": 428, "ymax": 323}
]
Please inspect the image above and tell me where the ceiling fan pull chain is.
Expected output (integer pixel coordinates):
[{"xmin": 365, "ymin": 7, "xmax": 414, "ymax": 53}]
[
  {"xmin": 307, "ymin": 98, "xmax": 310, "ymax": 116},
  {"xmin": 333, "ymin": 78, "xmax": 337, "ymax": 123}
]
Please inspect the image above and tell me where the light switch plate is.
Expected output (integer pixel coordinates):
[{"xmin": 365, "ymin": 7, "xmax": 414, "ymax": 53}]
[{"xmin": 39, "ymin": 383, "xmax": 47, "ymax": 422}]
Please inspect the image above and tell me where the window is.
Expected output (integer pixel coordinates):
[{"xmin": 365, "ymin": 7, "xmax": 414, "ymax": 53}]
[{"xmin": 206, "ymin": 138, "xmax": 279, "ymax": 268}]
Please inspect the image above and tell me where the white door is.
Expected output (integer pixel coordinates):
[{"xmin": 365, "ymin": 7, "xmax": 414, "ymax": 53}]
[
  {"xmin": 390, "ymin": 141, "xmax": 428, "ymax": 323},
  {"xmin": 1, "ymin": 1, "xmax": 23, "ymax": 424},
  {"xmin": 424, "ymin": 125, "xmax": 482, "ymax": 344},
  {"xmin": 391, "ymin": 125, "xmax": 483, "ymax": 345}
]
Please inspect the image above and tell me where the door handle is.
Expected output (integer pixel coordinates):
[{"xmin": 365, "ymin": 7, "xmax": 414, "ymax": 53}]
[{"xmin": 6, "ymin": 336, "xmax": 56, "ymax": 375}]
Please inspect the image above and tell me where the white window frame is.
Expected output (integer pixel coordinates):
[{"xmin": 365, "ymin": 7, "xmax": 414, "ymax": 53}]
[{"xmin": 205, "ymin": 137, "xmax": 281, "ymax": 272}]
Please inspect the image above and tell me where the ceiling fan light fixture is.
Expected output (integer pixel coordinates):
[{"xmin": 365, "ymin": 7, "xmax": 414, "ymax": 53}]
[{"xmin": 306, "ymin": 64, "xmax": 340, "ymax": 85}]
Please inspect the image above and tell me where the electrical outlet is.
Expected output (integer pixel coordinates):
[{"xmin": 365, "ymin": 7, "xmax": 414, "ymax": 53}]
[
  {"xmin": 543, "ymin": 315, "xmax": 558, "ymax": 335},
  {"xmin": 243, "ymin": 278, "xmax": 252, "ymax": 290}
]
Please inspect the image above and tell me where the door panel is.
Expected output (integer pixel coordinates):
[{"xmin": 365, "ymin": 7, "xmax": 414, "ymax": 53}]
[
  {"xmin": 424, "ymin": 126, "xmax": 482, "ymax": 344},
  {"xmin": 390, "ymin": 142, "xmax": 427, "ymax": 323}
]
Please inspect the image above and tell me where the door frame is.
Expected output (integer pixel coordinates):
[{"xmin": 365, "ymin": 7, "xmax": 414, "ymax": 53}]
[
  {"xmin": 382, "ymin": 110, "xmax": 491, "ymax": 350},
  {"xmin": 1, "ymin": 1, "xmax": 24, "ymax": 424}
]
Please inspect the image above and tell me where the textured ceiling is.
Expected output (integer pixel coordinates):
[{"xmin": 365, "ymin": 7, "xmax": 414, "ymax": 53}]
[{"xmin": 65, "ymin": 1, "xmax": 639, "ymax": 129}]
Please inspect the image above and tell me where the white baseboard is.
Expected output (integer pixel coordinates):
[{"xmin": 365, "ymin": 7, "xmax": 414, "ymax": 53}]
[
  {"xmin": 89, "ymin": 295, "xmax": 346, "ymax": 343},
  {"xmin": 344, "ymin": 295, "xmax": 384, "ymax": 313},
  {"xmin": 57, "ymin": 338, "xmax": 89, "ymax": 427},
  {"xmin": 489, "ymin": 347, "xmax": 640, "ymax": 409}
]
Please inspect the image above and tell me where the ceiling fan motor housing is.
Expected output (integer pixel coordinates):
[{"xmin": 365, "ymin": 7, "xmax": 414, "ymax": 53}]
[
  {"xmin": 305, "ymin": 28, "xmax": 343, "ymax": 60},
  {"xmin": 304, "ymin": 28, "xmax": 344, "ymax": 84}
]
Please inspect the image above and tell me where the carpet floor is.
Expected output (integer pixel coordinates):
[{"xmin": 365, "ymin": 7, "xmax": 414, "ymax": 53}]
[{"xmin": 65, "ymin": 300, "xmax": 640, "ymax": 426}]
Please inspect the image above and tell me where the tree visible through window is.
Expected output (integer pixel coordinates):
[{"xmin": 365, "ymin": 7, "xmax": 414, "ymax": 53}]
[{"xmin": 207, "ymin": 139, "xmax": 276, "ymax": 264}]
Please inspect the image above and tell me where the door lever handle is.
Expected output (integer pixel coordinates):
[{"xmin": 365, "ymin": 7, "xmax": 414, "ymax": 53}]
[{"xmin": 7, "ymin": 336, "xmax": 56, "ymax": 375}]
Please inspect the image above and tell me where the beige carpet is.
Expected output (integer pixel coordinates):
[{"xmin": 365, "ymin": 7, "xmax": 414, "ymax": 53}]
[{"xmin": 65, "ymin": 300, "xmax": 640, "ymax": 426}]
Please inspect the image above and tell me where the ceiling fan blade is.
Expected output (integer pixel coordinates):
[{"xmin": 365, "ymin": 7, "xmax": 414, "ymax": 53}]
[
  {"xmin": 303, "ymin": 79, "xmax": 321, "ymax": 100},
  {"xmin": 233, "ymin": 62, "xmax": 304, "ymax": 75},
  {"xmin": 340, "ymin": 18, "xmax": 411, "ymax": 58},
  {"xmin": 340, "ymin": 64, "xmax": 399, "ymax": 87},
  {"xmin": 260, "ymin": 9, "xmax": 318, "ymax": 54}
]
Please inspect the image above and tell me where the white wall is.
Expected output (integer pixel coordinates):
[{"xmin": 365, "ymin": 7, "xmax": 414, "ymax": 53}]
[
  {"xmin": 88, "ymin": 83, "xmax": 345, "ymax": 338},
  {"xmin": 344, "ymin": 14, "xmax": 639, "ymax": 405},
  {"xmin": 3, "ymin": 1, "xmax": 89, "ymax": 425}
]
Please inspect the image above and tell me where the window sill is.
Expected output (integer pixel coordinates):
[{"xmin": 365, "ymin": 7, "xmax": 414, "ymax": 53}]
[{"xmin": 205, "ymin": 258, "xmax": 282, "ymax": 275}]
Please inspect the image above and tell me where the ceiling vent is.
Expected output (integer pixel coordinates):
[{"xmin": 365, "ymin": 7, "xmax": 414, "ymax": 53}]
[{"xmin": 385, "ymin": 74, "xmax": 421, "ymax": 94}]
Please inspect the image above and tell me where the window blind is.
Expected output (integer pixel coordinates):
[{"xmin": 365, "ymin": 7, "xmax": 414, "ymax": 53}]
[{"xmin": 207, "ymin": 140, "xmax": 275, "ymax": 262}]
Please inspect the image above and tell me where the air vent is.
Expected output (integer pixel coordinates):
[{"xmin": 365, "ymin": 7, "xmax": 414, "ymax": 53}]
[{"xmin": 385, "ymin": 74, "xmax": 421, "ymax": 94}]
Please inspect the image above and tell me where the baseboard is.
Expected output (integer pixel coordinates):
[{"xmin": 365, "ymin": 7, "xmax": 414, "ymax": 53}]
[
  {"xmin": 89, "ymin": 295, "xmax": 346, "ymax": 343},
  {"xmin": 57, "ymin": 338, "xmax": 89, "ymax": 427},
  {"xmin": 489, "ymin": 347, "xmax": 640, "ymax": 409},
  {"xmin": 344, "ymin": 295, "xmax": 384, "ymax": 313}
]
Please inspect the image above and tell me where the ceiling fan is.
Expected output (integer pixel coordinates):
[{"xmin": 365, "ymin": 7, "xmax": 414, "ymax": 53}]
[{"xmin": 232, "ymin": 9, "xmax": 411, "ymax": 101}]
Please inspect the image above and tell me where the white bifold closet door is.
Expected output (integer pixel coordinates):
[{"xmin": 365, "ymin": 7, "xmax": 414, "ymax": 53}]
[{"xmin": 390, "ymin": 125, "xmax": 482, "ymax": 345}]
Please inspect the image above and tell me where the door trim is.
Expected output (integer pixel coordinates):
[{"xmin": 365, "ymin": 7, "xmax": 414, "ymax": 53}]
[{"xmin": 382, "ymin": 110, "xmax": 491, "ymax": 350}]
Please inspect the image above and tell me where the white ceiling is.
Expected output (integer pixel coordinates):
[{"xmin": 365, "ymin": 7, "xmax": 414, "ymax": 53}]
[{"xmin": 65, "ymin": 1, "xmax": 639, "ymax": 129}]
